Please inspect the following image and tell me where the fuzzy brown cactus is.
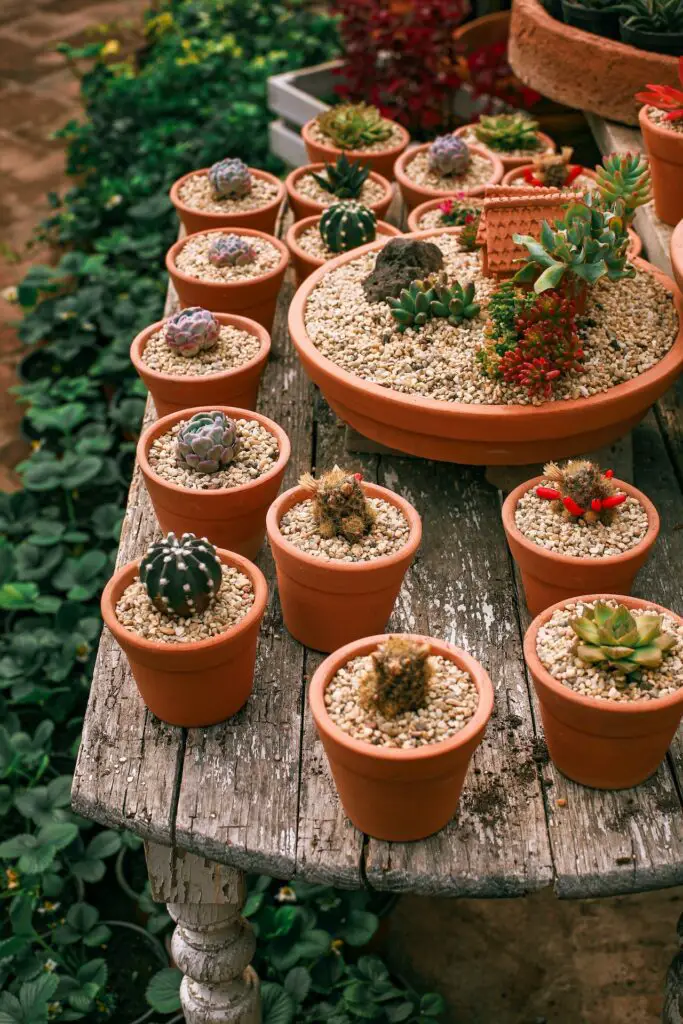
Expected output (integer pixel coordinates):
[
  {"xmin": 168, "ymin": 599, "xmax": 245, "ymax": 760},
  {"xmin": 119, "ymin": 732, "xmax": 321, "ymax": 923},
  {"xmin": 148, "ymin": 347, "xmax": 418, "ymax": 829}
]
[
  {"xmin": 538, "ymin": 459, "xmax": 625, "ymax": 525},
  {"xmin": 360, "ymin": 636, "xmax": 433, "ymax": 718},
  {"xmin": 527, "ymin": 147, "xmax": 577, "ymax": 188},
  {"xmin": 299, "ymin": 466, "xmax": 376, "ymax": 544}
]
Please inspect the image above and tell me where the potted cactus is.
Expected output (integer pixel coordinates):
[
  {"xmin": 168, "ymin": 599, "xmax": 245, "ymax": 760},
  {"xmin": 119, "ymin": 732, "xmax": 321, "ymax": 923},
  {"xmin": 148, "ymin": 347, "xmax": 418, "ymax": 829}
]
[
  {"xmin": 101, "ymin": 532, "xmax": 268, "ymax": 726},
  {"xmin": 284, "ymin": 154, "xmax": 393, "ymax": 222},
  {"xmin": 130, "ymin": 307, "xmax": 271, "ymax": 417},
  {"xmin": 524, "ymin": 595, "xmax": 683, "ymax": 788},
  {"xmin": 406, "ymin": 193, "xmax": 484, "ymax": 233},
  {"xmin": 165, "ymin": 226, "xmax": 289, "ymax": 330},
  {"xmin": 309, "ymin": 633, "xmax": 495, "ymax": 840},
  {"xmin": 301, "ymin": 102, "xmax": 410, "ymax": 180},
  {"xmin": 393, "ymin": 134, "xmax": 504, "ymax": 211},
  {"xmin": 455, "ymin": 113, "xmax": 555, "ymax": 172},
  {"xmin": 619, "ymin": 0, "xmax": 683, "ymax": 55},
  {"xmin": 138, "ymin": 406, "xmax": 291, "ymax": 559},
  {"xmin": 266, "ymin": 468, "xmax": 421, "ymax": 653},
  {"xmin": 502, "ymin": 459, "xmax": 659, "ymax": 615},
  {"xmin": 637, "ymin": 61, "xmax": 683, "ymax": 227},
  {"xmin": 169, "ymin": 157, "xmax": 285, "ymax": 235}
]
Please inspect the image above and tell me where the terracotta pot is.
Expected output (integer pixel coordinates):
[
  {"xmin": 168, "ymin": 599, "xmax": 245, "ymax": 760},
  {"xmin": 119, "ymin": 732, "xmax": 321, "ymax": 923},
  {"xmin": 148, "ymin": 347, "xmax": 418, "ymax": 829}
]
[
  {"xmin": 266, "ymin": 483, "xmax": 422, "ymax": 653},
  {"xmin": 524, "ymin": 594, "xmax": 683, "ymax": 788},
  {"xmin": 454, "ymin": 123, "xmax": 556, "ymax": 173},
  {"xmin": 671, "ymin": 219, "xmax": 683, "ymax": 295},
  {"xmin": 639, "ymin": 106, "xmax": 683, "ymax": 228},
  {"xmin": 406, "ymin": 197, "xmax": 484, "ymax": 234},
  {"xmin": 284, "ymin": 164, "xmax": 393, "ymax": 223},
  {"xmin": 169, "ymin": 167, "xmax": 285, "ymax": 235},
  {"xmin": 285, "ymin": 216, "xmax": 402, "ymax": 286},
  {"xmin": 165, "ymin": 227, "xmax": 289, "ymax": 330},
  {"xmin": 130, "ymin": 314, "xmax": 271, "ymax": 418},
  {"xmin": 502, "ymin": 476, "xmax": 659, "ymax": 616},
  {"xmin": 137, "ymin": 405, "xmax": 291, "ymax": 559},
  {"xmin": 309, "ymin": 634, "xmax": 495, "ymax": 839},
  {"xmin": 301, "ymin": 117, "xmax": 410, "ymax": 181},
  {"xmin": 101, "ymin": 549, "xmax": 268, "ymax": 727},
  {"xmin": 394, "ymin": 143, "xmax": 503, "ymax": 211},
  {"xmin": 288, "ymin": 228, "xmax": 683, "ymax": 464}
]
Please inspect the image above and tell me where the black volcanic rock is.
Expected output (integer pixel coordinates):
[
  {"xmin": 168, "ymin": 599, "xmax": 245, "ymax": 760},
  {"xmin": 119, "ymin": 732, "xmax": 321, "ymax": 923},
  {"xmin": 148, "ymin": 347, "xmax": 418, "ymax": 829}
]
[{"xmin": 362, "ymin": 238, "xmax": 444, "ymax": 303}]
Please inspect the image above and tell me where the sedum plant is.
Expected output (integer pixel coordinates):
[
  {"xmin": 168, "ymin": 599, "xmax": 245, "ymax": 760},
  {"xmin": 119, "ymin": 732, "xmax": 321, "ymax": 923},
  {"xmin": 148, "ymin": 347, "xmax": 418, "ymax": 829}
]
[
  {"xmin": 474, "ymin": 112, "xmax": 541, "ymax": 152},
  {"xmin": 299, "ymin": 466, "xmax": 376, "ymax": 543},
  {"xmin": 208, "ymin": 234, "xmax": 256, "ymax": 268},
  {"xmin": 208, "ymin": 157, "xmax": 252, "ymax": 199},
  {"xmin": 636, "ymin": 57, "xmax": 683, "ymax": 121},
  {"xmin": 536, "ymin": 459, "xmax": 626, "ymax": 524},
  {"xmin": 570, "ymin": 602, "xmax": 676, "ymax": 681},
  {"xmin": 176, "ymin": 411, "xmax": 240, "ymax": 474},
  {"xmin": 316, "ymin": 102, "xmax": 393, "ymax": 149},
  {"xmin": 319, "ymin": 200, "xmax": 377, "ymax": 253},
  {"xmin": 312, "ymin": 153, "xmax": 371, "ymax": 200},
  {"xmin": 165, "ymin": 306, "xmax": 220, "ymax": 358},
  {"xmin": 428, "ymin": 134, "xmax": 470, "ymax": 176},
  {"xmin": 360, "ymin": 636, "xmax": 433, "ymax": 718},
  {"xmin": 595, "ymin": 152, "xmax": 651, "ymax": 223},
  {"xmin": 140, "ymin": 532, "xmax": 223, "ymax": 617}
]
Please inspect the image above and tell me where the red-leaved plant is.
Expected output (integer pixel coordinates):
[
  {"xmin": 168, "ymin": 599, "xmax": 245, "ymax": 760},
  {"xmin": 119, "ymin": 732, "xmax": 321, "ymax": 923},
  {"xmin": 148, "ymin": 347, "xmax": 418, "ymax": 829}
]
[
  {"xmin": 635, "ymin": 57, "xmax": 683, "ymax": 122},
  {"xmin": 498, "ymin": 291, "xmax": 584, "ymax": 400},
  {"xmin": 465, "ymin": 40, "xmax": 542, "ymax": 112}
]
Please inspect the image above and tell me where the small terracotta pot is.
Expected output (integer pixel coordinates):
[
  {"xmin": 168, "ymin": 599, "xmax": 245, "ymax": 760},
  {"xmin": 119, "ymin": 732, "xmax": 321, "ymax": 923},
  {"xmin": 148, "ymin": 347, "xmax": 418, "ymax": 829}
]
[
  {"xmin": 502, "ymin": 477, "xmax": 659, "ymax": 616},
  {"xmin": 671, "ymin": 219, "xmax": 683, "ymax": 296},
  {"xmin": 266, "ymin": 483, "xmax": 422, "ymax": 652},
  {"xmin": 285, "ymin": 216, "xmax": 402, "ymax": 286},
  {"xmin": 406, "ymin": 196, "xmax": 484, "ymax": 233},
  {"xmin": 524, "ymin": 594, "xmax": 683, "ymax": 788},
  {"xmin": 454, "ymin": 123, "xmax": 556, "ymax": 173},
  {"xmin": 394, "ymin": 143, "xmax": 503, "ymax": 212},
  {"xmin": 309, "ymin": 634, "xmax": 495, "ymax": 839},
  {"xmin": 639, "ymin": 106, "xmax": 683, "ymax": 228},
  {"xmin": 165, "ymin": 227, "xmax": 289, "ymax": 331},
  {"xmin": 130, "ymin": 313, "xmax": 271, "ymax": 418},
  {"xmin": 169, "ymin": 167, "xmax": 285, "ymax": 235},
  {"xmin": 301, "ymin": 117, "xmax": 410, "ymax": 181},
  {"xmin": 101, "ymin": 549, "xmax": 268, "ymax": 727},
  {"xmin": 137, "ymin": 405, "xmax": 291, "ymax": 559},
  {"xmin": 284, "ymin": 164, "xmax": 393, "ymax": 223}
]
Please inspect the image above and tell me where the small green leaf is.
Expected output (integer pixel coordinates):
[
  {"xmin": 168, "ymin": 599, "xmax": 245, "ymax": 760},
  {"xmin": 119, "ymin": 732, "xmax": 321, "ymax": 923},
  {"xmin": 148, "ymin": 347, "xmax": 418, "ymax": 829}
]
[
  {"xmin": 261, "ymin": 982, "xmax": 296, "ymax": 1024},
  {"xmin": 146, "ymin": 968, "xmax": 182, "ymax": 1013}
]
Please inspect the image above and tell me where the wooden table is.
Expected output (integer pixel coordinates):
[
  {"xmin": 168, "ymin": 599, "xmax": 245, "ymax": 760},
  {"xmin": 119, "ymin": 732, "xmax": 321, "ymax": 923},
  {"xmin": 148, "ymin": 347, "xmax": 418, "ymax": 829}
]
[{"xmin": 72, "ymin": 177, "xmax": 683, "ymax": 1024}]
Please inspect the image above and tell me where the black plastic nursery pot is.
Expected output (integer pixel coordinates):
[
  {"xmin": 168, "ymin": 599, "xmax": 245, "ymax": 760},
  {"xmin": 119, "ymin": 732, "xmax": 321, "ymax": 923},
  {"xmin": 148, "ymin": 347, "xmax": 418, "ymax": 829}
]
[
  {"xmin": 561, "ymin": 0, "xmax": 622, "ymax": 39},
  {"xmin": 619, "ymin": 20, "xmax": 683, "ymax": 56},
  {"xmin": 541, "ymin": 0, "xmax": 564, "ymax": 18}
]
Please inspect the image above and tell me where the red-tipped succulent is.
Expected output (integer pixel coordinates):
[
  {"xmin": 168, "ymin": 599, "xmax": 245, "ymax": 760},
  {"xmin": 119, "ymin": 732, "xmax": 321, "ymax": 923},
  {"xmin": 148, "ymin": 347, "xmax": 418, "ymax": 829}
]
[{"xmin": 635, "ymin": 58, "xmax": 683, "ymax": 122}]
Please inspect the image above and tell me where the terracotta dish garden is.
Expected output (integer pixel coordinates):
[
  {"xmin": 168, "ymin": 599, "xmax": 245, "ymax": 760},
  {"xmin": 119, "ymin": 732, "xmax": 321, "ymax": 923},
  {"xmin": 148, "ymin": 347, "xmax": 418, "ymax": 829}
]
[{"xmin": 301, "ymin": 101, "xmax": 410, "ymax": 180}]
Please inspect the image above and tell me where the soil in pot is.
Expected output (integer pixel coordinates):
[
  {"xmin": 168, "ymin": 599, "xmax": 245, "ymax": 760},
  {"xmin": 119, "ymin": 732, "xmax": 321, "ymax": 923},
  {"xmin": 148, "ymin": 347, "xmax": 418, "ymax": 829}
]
[
  {"xmin": 171, "ymin": 165, "xmax": 284, "ymax": 234},
  {"xmin": 620, "ymin": 20, "xmax": 683, "ymax": 56},
  {"xmin": 639, "ymin": 106, "xmax": 683, "ymax": 227},
  {"xmin": 561, "ymin": 0, "xmax": 621, "ymax": 40}
]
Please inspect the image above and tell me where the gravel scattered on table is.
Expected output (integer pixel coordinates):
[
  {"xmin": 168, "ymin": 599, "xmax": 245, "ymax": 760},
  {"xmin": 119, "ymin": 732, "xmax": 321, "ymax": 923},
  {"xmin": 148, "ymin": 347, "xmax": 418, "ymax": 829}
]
[
  {"xmin": 403, "ymin": 149, "xmax": 496, "ymax": 193},
  {"xmin": 459, "ymin": 126, "xmax": 553, "ymax": 159},
  {"xmin": 647, "ymin": 107, "xmax": 683, "ymax": 136},
  {"xmin": 325, "ymin": 653, "xmax": 479, "ymax": 747},
  {"xmin": 536, "ymin": 598, "xmax": 683, "ymax": 702},
  {"xmin": 279, "ymin": 496, "xmax": 410, "ymax": 562},
  {"xmin": 142, "ymin": 323, "xmax": 261, "ymax": 377},
  {"xmin": 303, "ymin": 232, "xmax": 679, "ymax": 407},
  {"xmin": 178, "ymin": 172, "xmax": 280, "ymax": 213},
  {"xmin": 308, "ymin": 118, "xmax": 405, "ymax": 153},
  {"xmin": 148, "ymin": 417, "xmax": 280, "ymax": 489},
  {"xmin": 175, "ymin": 232, "xmax": 282, "ymax": 283},
  {"xmin": 116, "ymin": 563, "xmax": 254, "ymax": 643},
  {"xmin": 293, "ymin": 172, "xmax": 387, "ymax": 209},
  {"xmin": 514, "ymin": 485, "xmax": 649, "ymax": 557}
]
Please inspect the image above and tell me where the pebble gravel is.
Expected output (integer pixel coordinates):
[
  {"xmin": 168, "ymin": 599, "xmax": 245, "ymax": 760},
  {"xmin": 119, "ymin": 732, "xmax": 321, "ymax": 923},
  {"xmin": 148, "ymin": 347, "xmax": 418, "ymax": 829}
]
[
  {"xmin": 175, "ymin": 232, "xmax": 282, "ymax": 283},
  {"xmin": 142, "ymin": 323, "xmax": 260, "ymax": 377},
  {"xmin": 403, "ymin": 149, "xmax": 496, "ymax": 192},
  {"xmin": 293, "ymin": 172, "xmax": 387, "ymax": 209},
  {"xmin": 279, "ymin": 496, "xmax": 410, "ymax": 562},
  {"xmin": 178, "ymin": 172, "xmax": 279, "ymax": 213},
  {"xmin": 647, "ymin": 107, "xmax": 683, "ymax": 136},
  {"xmin": 515, "ymin": 486, "xmax": 649, "ymax": 557},
  {"xmin": 148, "ymin": 417, "xmax": 279, "ymax": 490}
]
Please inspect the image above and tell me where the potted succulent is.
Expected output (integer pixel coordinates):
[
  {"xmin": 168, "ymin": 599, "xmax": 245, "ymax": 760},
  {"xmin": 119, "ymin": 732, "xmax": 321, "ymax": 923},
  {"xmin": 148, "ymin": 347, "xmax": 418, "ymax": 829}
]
[
  {"xmin": 169, "ymin": 157, "xmax": 285, "ymax": 235},
  {"xmin": 406, "ymin": 193, "xmax": 484, "ymax": 234},
  {"xmin": 301, "ymin": 101, "xmax": 410, "ymax": 180},
  {"xmin": 285, "ymin": 201, "xmax": 401, "ymax": 285},
  {"xmin": 393, "ymin": 134, "xmax": 504, "ymax": 211},
  {"xmin": 637, "ymin": 62, "xmax": 683, "ymax": 226},
  {"xmin": 137, "ymin": 406, "xmax": 291, "ymax": 559},
  {"xmin": 561, "ymin": 0, "xmax": 622, "ymax": 39},
  {"xmin": 266, "ymin": 467, "xmax": 421, "ymax": 653},
  {"xmin": 165, "ymin": 227, "xmax": 289, "ymax": 330},
  {"xmin": 501, "ymin": 146, "xmax": 592, "ymax": 189},
  {"xmin": 619, "ymin": 0, "xmax": 683, "ymax": 55},
  {"xmin": 502, "ymin": 459, "xmax": 659, "ymax": 615},
  {"xmin": 309, "ymin": 633, "xmax": 495, "ymax": 840},
  {"xmin": 455, "ymin": 112, "xmax": 555, "ymax": 171},
  {"xmin": 101, "ymin": 532, "xmax": 268, "ymax": 727},
  {"xmin": 130, "ymin": 307, "xmax": 271, "ymax": 417},
  {"xmin": 284, "ymin": 154, "xmax": 393, "ymax": 222},
  {"xmin": 524, "ymin": 595, "xmax": 683, "ymax": 788}
]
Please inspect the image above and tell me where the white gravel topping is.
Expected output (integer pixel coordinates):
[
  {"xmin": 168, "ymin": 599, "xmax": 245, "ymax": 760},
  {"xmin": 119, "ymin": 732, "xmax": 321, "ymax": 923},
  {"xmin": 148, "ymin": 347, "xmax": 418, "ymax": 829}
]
[
  {"xmin": 647, "ymin": 107, "xmax": 683, "ymax": 136},
  {"xmin": 279, "ymin": 496, "xmax": 409, "ymax": 562},
  {"xmin": 403, "ymin": 149, "xmax": 496, "ymax": 192},
  {"xmin": 536, "ymin": 599, "xmax": 683, "ymax": 703},
  {"xmin": 175, "ymin": 233, "xmax": 281, "ymax": 283},
  {"xmin": 325, "ymin": 653, "xmax": 479, "ymax": 747},
  {"xmin": 303, "ymin": 232, "xmax": 679, "ymax": 407},
  {"xmin": 116, "ymin": 563, "xmax": 254, "ymax": 643},
  {"xmin": 514, "ymin": 485, "xmax": 649, "ymax": 557},
  {"xmin": 293, "ymin": 172, "xmax": 387, "ymax": 209},
  {"xmin": 309, "ymin": 118, "xmax": 405, "ymax": 153},
  {"xmin": 178, "ymin": 172, "xmax": 279, "ymax": 213},
  {"xmin": 142, "ymin": 323, "xmax": 260, "ymax": 377},
  {"xmin": 459, "ymin": 126, "xmax": 553, "ymax": 159},
  {"xmin": 148, "ymin": 417, "xmax": 279, "ymax": 490}
]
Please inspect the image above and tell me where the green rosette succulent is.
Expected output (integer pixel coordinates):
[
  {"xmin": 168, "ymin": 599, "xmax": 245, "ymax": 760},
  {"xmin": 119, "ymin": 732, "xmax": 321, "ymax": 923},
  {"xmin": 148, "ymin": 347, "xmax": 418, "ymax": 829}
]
[
  {"xmin": 319, "ymin": 200, "xmax": 377, "ymax": 253},
  {"xmin": 474, "ymin": 113, "xmax": 541, "ymax": 153},
  {"xmin": 595, "ymin": 152, "xmax": 651, "ymax": 224},
  {"xmin": 312, "ymin": 154, "xmax": 371, "ymax": 200},
  {"xmin": 387, "ymin": 279, "xmax": 437, "ymax": 332},
  {"xmin": 316, "ymin": 103, "xmax": 393, "ymax": 150},
  {"xmin": 571, "ymin": 602, "xmax": 676, "ymax": 679},
  {"xmin": 430, "ymin": 279, "xmax": 480, "ymax": 325},
  {"xmin": 140, "ymin": 532, "xmax": 223, "ymax": 617}
]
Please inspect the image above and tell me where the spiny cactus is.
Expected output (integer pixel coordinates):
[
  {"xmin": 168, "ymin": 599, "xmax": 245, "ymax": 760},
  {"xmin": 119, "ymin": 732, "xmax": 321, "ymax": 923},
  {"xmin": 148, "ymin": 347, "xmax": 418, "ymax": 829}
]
[
  {"xmin": 474, "ymin": 112, "xmax": 541, "ymax": 153},
  {"xmin": 312, "ymin": 154, "xmax": 371, "ymax": 200},
  {"xmin": 428, "ymin": 134, "xmax": 470, "ymax": 176},
  {"xmin": 360, "ymin": 636, "xmax": 433, "ymax": 718},
  {"xmin": 430, "ymin": 277, "xmax": 480, "ymax": 325},
  {"xmin": 176, "ymin": 411, "xmax": 240, "ymax": 475},
  {"xmin": 525, "ymin": 147, "xmax": 579, "ymax": 188},
  {"xmin": 316, "ymin": 102, "xmax": 393, "ymax": 150},
  {"xmin": 595, "ymin": 152, "xmax": 651, "ymax": 223},
  {"xmin": 165, "ymin": 307, "xmax": 220, "ymax": 358},
  {"xmin": 319, "ymin": 200, "xmax": 377, "ymax": 253},
  {"xmin": 299, "ymin": 466, "xmax": 376, "ymax": 544},
  {"xmin": 537, "ymin": 460, "xmax": 625, "ymax": 525},
  {"xmin": 208, "ymin": 158, "xmax": 252, "ymax": 199},
  {"xmin": 208, "ymin": 234, "xmax": 256, "ymax": 268},
  {"xmin": 387, "ymin": 278, "xmax": 437, "ymax": 333},
  {"xmin": 570, "ymin": 602, "xmax": 676, "ymax": 682},
  {"xmin": 458, "ymin": 212, "xmax": 481, "ymax": 252},
  {"xmin": 140, "ymin": 532, "xmax": 223, "ymax": 618}
]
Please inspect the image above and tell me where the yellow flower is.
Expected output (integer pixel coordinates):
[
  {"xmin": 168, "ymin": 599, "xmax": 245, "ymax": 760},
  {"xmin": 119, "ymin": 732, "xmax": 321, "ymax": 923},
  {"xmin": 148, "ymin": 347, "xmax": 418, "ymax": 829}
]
[
  {"xmin": 5, "ymin": 868, "xmax": 20, "ymax": 890},
  {"xmin": 147, "ymin": 12, "xmax": 174, "ymax": 37},
  {"xmin": 101, "ymin": 39, "xmax": 120, "ymax": 57},
  {"xmin": 1, "ymin": 286, "xmax": 18, "ymax": 304},
  {"xmin": 331, "ymin": 938, "xmax": 344, "ymax": 953}
]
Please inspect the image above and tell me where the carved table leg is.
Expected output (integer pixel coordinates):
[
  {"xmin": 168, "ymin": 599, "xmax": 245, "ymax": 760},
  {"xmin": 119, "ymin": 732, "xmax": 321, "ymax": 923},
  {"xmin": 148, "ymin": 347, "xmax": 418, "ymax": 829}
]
[{"xmin": 145, "ymin": 842, "xmax": 260, "ymax": 1024}]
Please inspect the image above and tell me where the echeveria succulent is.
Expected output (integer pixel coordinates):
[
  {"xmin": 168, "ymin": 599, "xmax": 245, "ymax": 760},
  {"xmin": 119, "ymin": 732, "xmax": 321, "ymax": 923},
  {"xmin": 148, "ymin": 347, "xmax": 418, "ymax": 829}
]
[
  {"xmin": 165, "ymin": 307, "xmax": 220, "ymax": 358},
  {"xmin": 428, "ymin": 135, "xmax": 470, "ymax": 176},
  {"xmin": 208, "ymin": 234, "xmax": 256, "ymax": 268},
  {"xmin": 571, "ymin": 602, "xmax": 676, "ymax": 679},
  {"xmin": 176, "ymin": 411, "xmax": 240, "ymax": 474},
  {"xmin": 208, "ymin": 157, "xmax": 252, "ymax": 199}
]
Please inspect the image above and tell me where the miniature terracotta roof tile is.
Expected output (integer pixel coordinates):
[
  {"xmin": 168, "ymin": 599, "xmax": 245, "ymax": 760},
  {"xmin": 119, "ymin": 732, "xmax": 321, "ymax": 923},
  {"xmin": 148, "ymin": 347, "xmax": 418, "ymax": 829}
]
[{"xmin": 477, "ymin": 185, "xmax": 581, "ymax": 277}]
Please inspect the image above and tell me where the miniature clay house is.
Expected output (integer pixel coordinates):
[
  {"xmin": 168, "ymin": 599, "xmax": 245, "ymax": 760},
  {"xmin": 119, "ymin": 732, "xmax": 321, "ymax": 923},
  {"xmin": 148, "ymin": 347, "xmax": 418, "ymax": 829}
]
[{"xmin": 476, "ymin": 185, "xmax": 579, "ymax": 278}]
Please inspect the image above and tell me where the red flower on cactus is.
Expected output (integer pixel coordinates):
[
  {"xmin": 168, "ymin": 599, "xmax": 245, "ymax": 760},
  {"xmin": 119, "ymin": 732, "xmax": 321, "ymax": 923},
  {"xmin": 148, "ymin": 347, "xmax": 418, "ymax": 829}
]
[
  {"xmin": 635, "ymin": 57, "xmax": 683, "ymax": 121},
  {"xmin": 521, "ymin": 165, "xmax": 583, "ymax": 188}
]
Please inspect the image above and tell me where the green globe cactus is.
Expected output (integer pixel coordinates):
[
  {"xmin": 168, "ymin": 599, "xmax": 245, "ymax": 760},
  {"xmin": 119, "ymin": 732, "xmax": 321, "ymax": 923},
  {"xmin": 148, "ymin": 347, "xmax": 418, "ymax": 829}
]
[
  {"xmin": 176, "ymin": 411, "xmax": 240, "ymax": 474},
  {"xmin": 140, "ymin": 532, "xmax": 223, "ymax": 618},
  {"xmin": 428, "ymin": 135, "xmax": 470, "ymax": 176},
  {"xmin": 165, "ymin": 307, "xmax": 220, "ymax": 358},
  {"xmin": 570, "ymin": 602, "xmax": 677, "ymax": 681},
  {"xmin": 319, "ymin": 201, "xmax": 377, "ymax": 253},
  {"xmin": 208, "ymin": 234, "xmax": 256, "ymax": 268},
  {"xmin": 208, "ymin": 158, "xmax": 252, "ymax": 199},
  {"xmin": 360, "ymin": 636, "xmax": 433, "ymax": 718}
]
